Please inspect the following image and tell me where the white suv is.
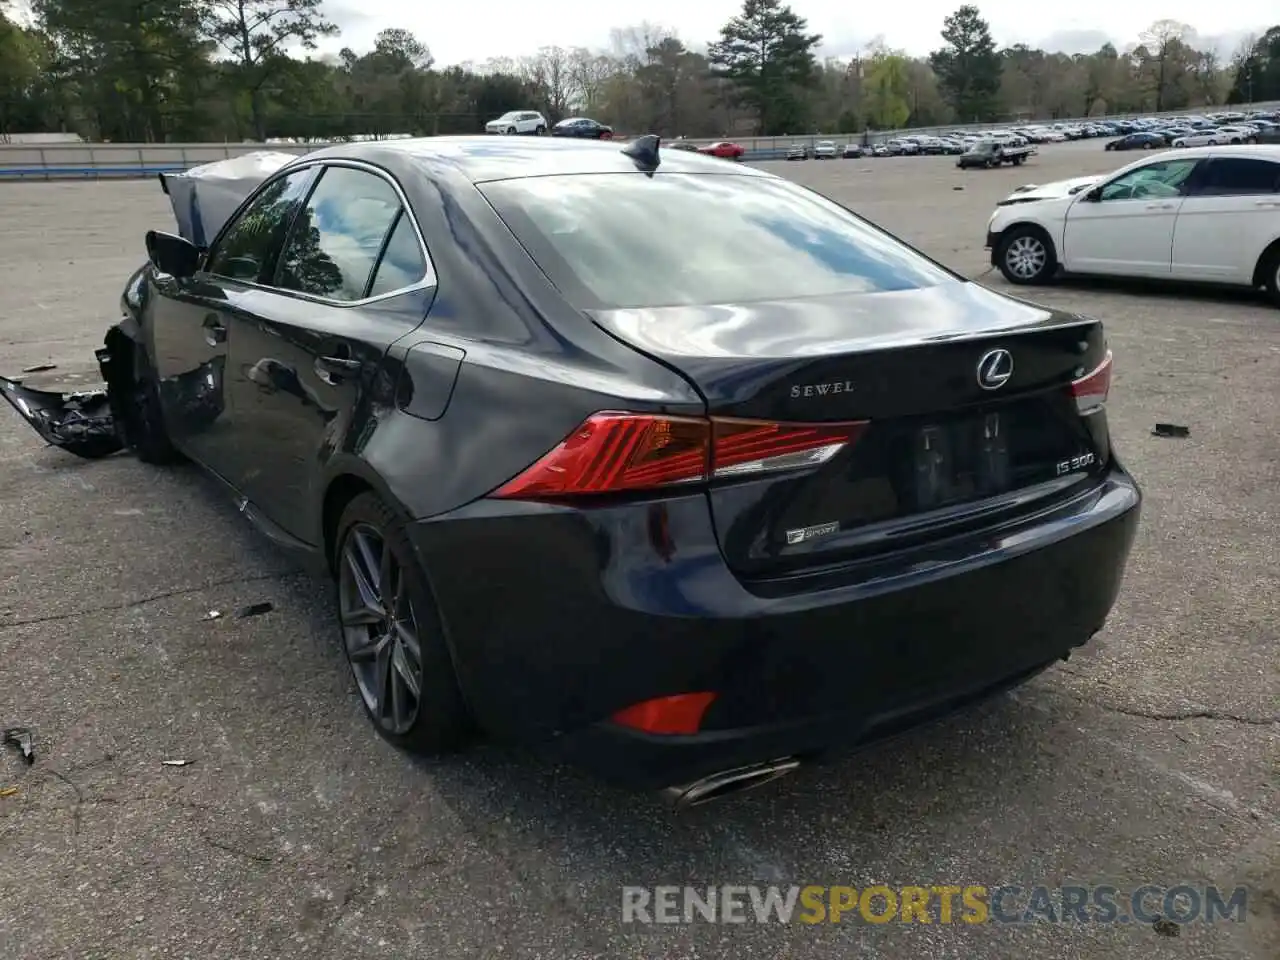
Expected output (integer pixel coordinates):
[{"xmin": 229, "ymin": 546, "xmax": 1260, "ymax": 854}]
[{"xmin": 485, "ymin": 111, "xmax": 548, "ymax": 135}]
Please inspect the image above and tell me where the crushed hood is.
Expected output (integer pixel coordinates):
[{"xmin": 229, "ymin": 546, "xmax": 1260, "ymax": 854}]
[
  {"xmin": 159, "ymin": 151, "xmax": 301, "ymax": 247},
  {"xmin": 997, "ymin": 175, "xmax": 1103, "ymax": 206}
]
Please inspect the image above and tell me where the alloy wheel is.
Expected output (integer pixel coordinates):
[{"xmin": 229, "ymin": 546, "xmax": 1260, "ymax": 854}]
[
  {"xmin": 1005, "ymin": 235, "xmax": 1047, "ymax": 281},
  {"xmin": 338, "ymin": 524, "xmax": 424, "ymax": 735}
]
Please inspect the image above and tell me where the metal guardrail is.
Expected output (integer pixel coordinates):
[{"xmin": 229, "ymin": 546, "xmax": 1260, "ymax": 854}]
[{"xmin": 3, "ymin": 100, "xmax": 1279, "ymax": 180}]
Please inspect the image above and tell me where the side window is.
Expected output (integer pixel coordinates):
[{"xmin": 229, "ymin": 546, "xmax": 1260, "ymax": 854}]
[
  {"xmin": 1195, "ymin": 158, "xmax": 1280, "ymax": 196},
  {"xmin": 275, "ymin": 166, "xmax": 402, "ymax": 302},
  {"xmin": 367, "ymin": 211, "xmax": 429, "ymax": 298},
  {"xmin": 206, "ymin": 168, "xmax": 315, "ymax": 282},
  {"xmin": 1099, "ymin": 160, "xmax": 1199, "ymax": 202}
]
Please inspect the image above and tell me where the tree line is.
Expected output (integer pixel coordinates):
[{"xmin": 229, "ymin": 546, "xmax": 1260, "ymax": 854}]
[{"xmin": 1, "ymin": 0, "xmax": 1277, "ymax": 143}]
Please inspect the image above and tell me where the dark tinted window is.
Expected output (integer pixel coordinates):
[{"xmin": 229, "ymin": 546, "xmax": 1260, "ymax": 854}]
[
  {"xmin": 206, "ymin": 169, "xmax": 314, "ymax": 282},
  {"xmin": 479, "ymin": 173, "xmax": 954, "ymax": 310},
  {"xmin": 276, "ymin": 166, "xmax": 402, "ymax": 301},
  {"xmin": 367, "ymin": 211, "xmax": 429, "ymax": 298},
  {"xmin": 1196, "ymin": 158, "xmax": 1280, "ymax": 195}
]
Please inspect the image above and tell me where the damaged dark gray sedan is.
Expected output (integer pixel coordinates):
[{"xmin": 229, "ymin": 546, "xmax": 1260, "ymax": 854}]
[{"xmin": 2, "ymin": 137, "xmax": 1140, "ymax": 805}]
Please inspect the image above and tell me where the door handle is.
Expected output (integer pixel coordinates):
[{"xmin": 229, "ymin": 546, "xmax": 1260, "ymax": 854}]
[
  {"xmin": 1144, "ymin": 203, "xmax": 1175, "ymax": 210},
  {"xmin": 315, "ymin": 355, "xmax": 363, "ymax": 382},
  {"xmin": 202, "ymin": 313, "xmax": 226, "ymax": 346},
  {"xmin": 1254, "ymin": 199, "xmax": 1280, "ymax": 207}
]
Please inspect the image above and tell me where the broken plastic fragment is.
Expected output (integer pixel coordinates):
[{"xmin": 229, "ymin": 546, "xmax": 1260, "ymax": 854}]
[
  {"xmin": 236, "ymin": 602, "xmax": 274, "ymax": 619},
  {"xmin": 1152, "ymin": 423, "xmax": 1190, "ymax": 438},
  {"xmin": 0, "ymin": 377, "xmax": 123, "ymax": 459},
  {"xmin": 2, "ymin": 728, "xmax": 34, "ymax": 765},
  {"xmin": 21, "ymin": 363, "xmax": 57, "ymax": 373},
  {"xmin": 202, "ymin": 610, "xmax": 223, "ymax": 621},
  {"xmin": 161, "ymin": 759, "xmax": 194, "ymax": 767}
]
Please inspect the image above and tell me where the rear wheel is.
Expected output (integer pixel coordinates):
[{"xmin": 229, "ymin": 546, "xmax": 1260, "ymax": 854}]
[
  {"xmin": 334, "ymin": 492, "xmax": 471, "ymax": 754},
  {"xmin": 1142, "ymin": 142, "xmax": 1152, "ymax": 149},
  {"xmin": 996, "ymin": 226, "xmax": 1056, "ymax": 285},
  {"xmin": 124, "ymin": 340, "xmax": 181, "ymax": 464},
  {"xmin": 535, "ymin": 125, "xmax": 546, "ymax": 135}
]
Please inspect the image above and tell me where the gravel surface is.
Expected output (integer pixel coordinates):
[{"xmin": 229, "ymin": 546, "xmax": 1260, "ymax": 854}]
[{"xmin": 0, "ymin": 140, "xmax": 1276, "ymax": 959}]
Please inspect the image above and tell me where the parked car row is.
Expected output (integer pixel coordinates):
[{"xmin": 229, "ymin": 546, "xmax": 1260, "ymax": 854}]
[
  {"xmin": 484, "ymin": 111, "xmax": 616, "ymax": 140},
  {"xmin": 1103, "ymin": 111, "xmax": 1280, "ymax": 151}
]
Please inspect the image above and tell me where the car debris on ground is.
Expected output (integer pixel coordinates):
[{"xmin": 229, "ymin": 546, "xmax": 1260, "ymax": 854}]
[{"xmin": 3, "ymin": 727, "xmax": 35, "ymax": 764}]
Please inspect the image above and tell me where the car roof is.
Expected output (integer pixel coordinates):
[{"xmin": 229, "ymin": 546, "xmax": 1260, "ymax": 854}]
[
  {"xmin": 300, "ymin": 135, "xmax": 776, "ymax": 183},
  {"xmin": 1144, "ymin": 144, "xmax": 1280, "ymax": 160}
]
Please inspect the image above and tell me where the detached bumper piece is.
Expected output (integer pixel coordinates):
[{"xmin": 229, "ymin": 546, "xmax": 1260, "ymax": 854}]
[{"xmin": 0, "ymin": 346, "xmax": 124, "ymax": 459}]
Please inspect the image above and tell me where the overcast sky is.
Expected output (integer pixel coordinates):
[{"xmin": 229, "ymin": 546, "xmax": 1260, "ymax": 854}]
[{"xmin": 321, "ymin": 0, "xmax": 1271, "ymax": 65}]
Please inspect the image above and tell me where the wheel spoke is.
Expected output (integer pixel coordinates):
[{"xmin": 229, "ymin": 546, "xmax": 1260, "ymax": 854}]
[
  {"xmin": 353, "ymin": 529, "xmax": 383, "ymax": 594},
  {"xmin": 392, "ymin": 641, "xmax": 421, "ymax": 701},
  {"xmin": 376, "ymin": 636, "xmax": 395, "ymax": 718},
  {"xmin": 340, "ymin": 604, "xmax": 383, "ymax": 628},
  {"xmin": 348, "ymin": 629, "xmax": 388, "ymax": 664},
  {"xmin": 345, "ymin": 536, "xmax": 383, "ymax": 615},
  {"xmin": 379, "ymin": 538, "xmax": 395, "ymax": 602}
]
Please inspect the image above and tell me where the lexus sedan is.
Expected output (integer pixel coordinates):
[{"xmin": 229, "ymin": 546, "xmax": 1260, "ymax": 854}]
[{"xmin": 2, "ymin": 135, "xmax": 1141, "ymax": 806}]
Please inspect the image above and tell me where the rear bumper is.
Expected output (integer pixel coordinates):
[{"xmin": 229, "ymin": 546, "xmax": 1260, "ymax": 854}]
[{"xmin": 409, "ymin": 468, "xmax": 1140, "ymax": 789}]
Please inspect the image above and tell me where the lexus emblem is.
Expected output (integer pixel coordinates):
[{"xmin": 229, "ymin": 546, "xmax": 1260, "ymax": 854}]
[{"xmin": 976, "ymin": 349, "xmax": 1013, "ymax": 390}]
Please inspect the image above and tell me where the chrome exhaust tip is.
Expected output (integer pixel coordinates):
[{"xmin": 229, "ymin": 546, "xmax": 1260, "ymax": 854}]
[{"xmin": 661, "ymin": 758, "xmax": 801, "ymax": 810}]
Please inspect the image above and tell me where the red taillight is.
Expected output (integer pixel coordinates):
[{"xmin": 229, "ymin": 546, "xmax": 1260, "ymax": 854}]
[
  {"xmin": 492, "ymin": 412, "xmax": 867, "ymax": 500},
  {"xmin": 611, "ymin": 692, "xmax": 717, "ymax": 735},
  {"xmin": 1070, "ymin": 350, "xmax": 1113, "ymax": 414}
]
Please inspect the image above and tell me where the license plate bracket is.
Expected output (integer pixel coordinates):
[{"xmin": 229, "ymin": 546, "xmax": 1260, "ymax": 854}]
[{"xmin": 912, "ymin": 412, "xmax": 1010, "ymax": 510}]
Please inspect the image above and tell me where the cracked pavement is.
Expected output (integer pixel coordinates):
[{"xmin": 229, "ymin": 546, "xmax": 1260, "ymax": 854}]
[{"xmin": 0, "ymin": 142, "xmax": 1277, "ymax": 959}]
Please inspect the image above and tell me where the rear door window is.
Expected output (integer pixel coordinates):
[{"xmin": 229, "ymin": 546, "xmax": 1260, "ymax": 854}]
[
  {"xmin": 479, "ymin": 173, "xmax": 954, "ymax": 310},
  {"xmin": 274, "ymin": 165, "xmax": 403, "ymax": 302},
  {"xmin": 1193, "ymin": 158, "xmax": 1280, "ymax": 195}
]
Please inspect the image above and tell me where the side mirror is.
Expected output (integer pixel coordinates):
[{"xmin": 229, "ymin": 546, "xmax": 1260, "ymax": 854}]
[
  {"xmin": 145, "ymin": 230, "xmax": 201, "ymax": 278},
  {"xmin": 1083, "ymin": 186, "xmax": 1103, "ymax": 202}
]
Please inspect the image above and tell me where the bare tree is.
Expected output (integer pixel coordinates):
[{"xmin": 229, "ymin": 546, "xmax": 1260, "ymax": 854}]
[
  {"xmin": 568, "ymin": 47, "xmax": 617, "ymax": 114},
  {"xmin": 1139, "ymin": 19, "xmax": 1193, "ymax": 110},
  {"xmin": 521, "ymin": 46, "xmax": 576, "ymax": 122},
  {"xmin": 608, "ymin": 22, "xmax": 676, "ymax": 70}
]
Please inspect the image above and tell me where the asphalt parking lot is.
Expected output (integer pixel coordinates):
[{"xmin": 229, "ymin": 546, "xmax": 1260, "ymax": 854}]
[{"xmin": 0, "ymin": 140, "xmax": 1276, "ymax": 959}]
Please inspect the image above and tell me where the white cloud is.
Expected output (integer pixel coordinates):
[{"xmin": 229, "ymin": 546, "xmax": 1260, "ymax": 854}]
[{"xmin": 314, "ymin": 0, "xmax": 1274, "ymax": 65}]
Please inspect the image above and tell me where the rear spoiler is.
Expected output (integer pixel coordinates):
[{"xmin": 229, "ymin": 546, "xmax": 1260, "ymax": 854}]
[{"xmin": 158, "ymin": 151, "xmax": 300, "ymax": 247}]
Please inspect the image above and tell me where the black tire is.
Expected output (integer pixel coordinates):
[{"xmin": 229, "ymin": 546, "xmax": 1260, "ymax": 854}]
[
  {"xmin": 125, "ymin": 340, "xmax": 181, "ymax": 464},
  {"xmin": 1142, "ymin": 142, "xmax": 1152, "ymax": 149},
  {"xmin": 505, "ymin": 126, "xmax": 516, "ymax": 135},
  {"xmin": 1259, "ymin": 246, "xmax": 1280, "ymax": 307},
  {"xmin": 995, "ymin": 226, "xmax": 1057, "ymax": 286},
  {"xmin": 535, "ymin": 125, "xmax": 546, "ymax": 136},
  {"xmin": 334, "ymin": 491, "xmax": 472, "ymax": 754}
]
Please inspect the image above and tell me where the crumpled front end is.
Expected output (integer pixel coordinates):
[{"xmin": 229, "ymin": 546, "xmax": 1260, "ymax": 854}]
[
  {"xmin": 0, "ymin": 326, "xmax": 140, "ymax": 459},
  {"xmin": 158, "ymin": 150, "xmax": 299, "ymax": 246}
]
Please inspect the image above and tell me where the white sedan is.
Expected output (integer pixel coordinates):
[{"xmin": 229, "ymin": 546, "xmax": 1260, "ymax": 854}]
[
  {"xmin": 984, "ymin": 145, "xmax": 1280, "ymax": 304},
  {"xmin": 813, "ymin": 140, "xmax": 838, "ymax": 159},
  {"xmin": 1172, "ymin": 127, "xmax": 1259, "ymax": 148}
]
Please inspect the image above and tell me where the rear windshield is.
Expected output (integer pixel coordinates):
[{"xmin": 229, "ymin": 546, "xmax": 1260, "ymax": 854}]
[{"xmin": 478, "ymin": 173, "xmax": 954, "ymax": 310}]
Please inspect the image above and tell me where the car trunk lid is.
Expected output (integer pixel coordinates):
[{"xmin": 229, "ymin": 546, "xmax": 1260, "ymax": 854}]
[{"xmin": 588, "ymin": 282, "xmax": 1111, "ymax": 576}]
